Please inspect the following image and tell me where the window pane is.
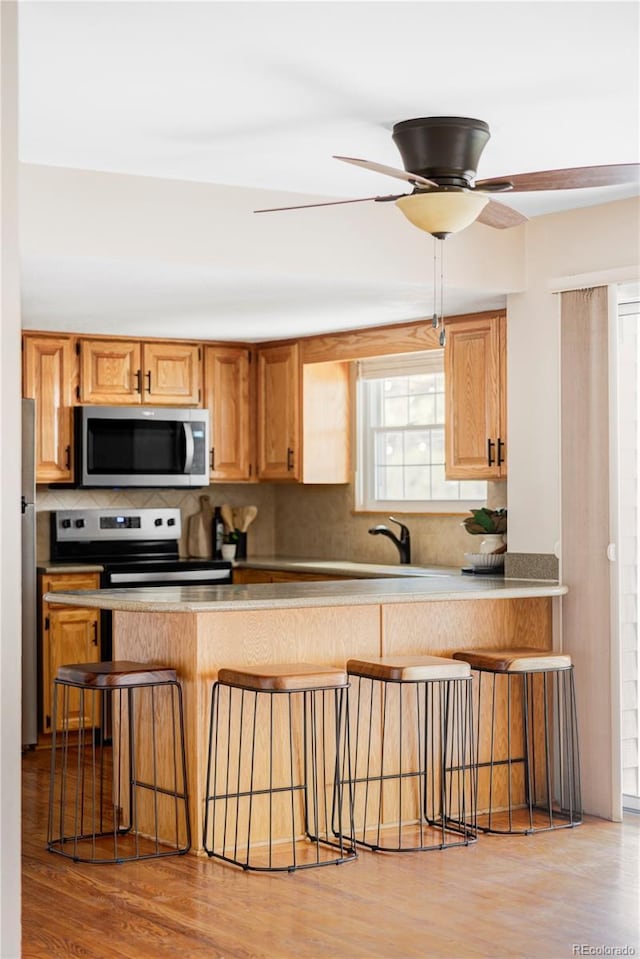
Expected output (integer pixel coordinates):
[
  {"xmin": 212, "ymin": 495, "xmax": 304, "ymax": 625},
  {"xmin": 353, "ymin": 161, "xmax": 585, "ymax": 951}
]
[
  {"xmin": 461, "ymin": 480, "xmax": 487, "ymax": 499},
  {"xmin": 383, "ymin": 396, "xmax": 408, "ymax": 427},
  {"xmin": 357, "ymin": 352, "xmax": 487, "ymax": 511},
  {"xmin": 409, "ymin": 393, "xmax": 434, "ymax": 424},
  {"xmin": 375, "ymin": 465, "xmax": 404, "ymax": 500},
  {"xmin": 408, "ymin": 374, "xmax": 429, "ymax": 394},
  {"xmin": 431, "ymin": 428, "xmax": 445, "ymax": 465},
  {"xmin": 376, "ymin": 431, "xmax": 404, "ymax": 465},
  {"xmin": 384, "ymin": 376, "xmax": 407, "ymax": 397},
  {"xmin": 431, "ymin": 465, "xmax": 460, "ymax": 500},
  {"xmin": 405, "ymin": 431, "xmax": 430, "ymax": 465},
  {"xmin": 405, "ymin": 466, "xmax": 430, "ymax": 499}
]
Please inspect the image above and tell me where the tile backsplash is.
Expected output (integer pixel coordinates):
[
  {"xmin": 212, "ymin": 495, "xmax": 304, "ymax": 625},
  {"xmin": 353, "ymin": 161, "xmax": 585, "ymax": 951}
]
[
  {"xmin": 36, "ymin": 478, "xmax": 506, "ymax": 570},
  {"xmin": 273, "ymin": 480, "xmax": 507, "ymax": 568},
  {"xmin": 36, "ymin": 485, "xmax": 277, "ymax": 561}
]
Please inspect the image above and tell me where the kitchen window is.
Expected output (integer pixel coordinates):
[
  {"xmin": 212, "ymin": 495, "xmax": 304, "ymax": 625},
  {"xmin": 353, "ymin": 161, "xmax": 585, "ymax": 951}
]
[{"xmin": 355, "ymin": 350, "xmax": 487, "ymax": 512}]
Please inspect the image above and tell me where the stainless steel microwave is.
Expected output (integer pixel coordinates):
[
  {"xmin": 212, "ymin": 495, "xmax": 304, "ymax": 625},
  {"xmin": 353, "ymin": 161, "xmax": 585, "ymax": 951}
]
[{"xmin": 75, "ymin": 406, "xmax": 210, "ymax": 488}]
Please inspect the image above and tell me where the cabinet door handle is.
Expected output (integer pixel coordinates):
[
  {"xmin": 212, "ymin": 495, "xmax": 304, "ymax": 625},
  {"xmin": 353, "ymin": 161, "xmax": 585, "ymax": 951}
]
[
  {"xmin": 145, "ymin": 371, "xmax": 151, "ymax": 393},
  {"xmin": 497, "ymin": 438, "xmax": 505, "ymax": 466},
  {"xmin": 135, "ymin": 369, "xmax": 142, "ymax": 393},
  {"xmin": 92, "ymin": 621, "xmax": 98, "ymax": 647},
  {"xmin": 64, "ymin": 445, "xmax": 71, "ymax": 470},
  {"xmin": 287, "ymin": 447, "xmax": 294, "ymax": 471},
  {"xmin": 210, "ymin": 447, "xmax": 215, "ymax": 470},
  {"xmin": 487, "ymin": 438, "xmax": 495, "ymax": 467}
]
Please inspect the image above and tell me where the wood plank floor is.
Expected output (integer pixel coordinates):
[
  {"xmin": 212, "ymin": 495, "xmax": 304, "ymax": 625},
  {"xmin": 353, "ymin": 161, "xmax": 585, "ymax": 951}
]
[{"xmin": 21, "ymin": 748, "xmax": 640, "ymax": 959}]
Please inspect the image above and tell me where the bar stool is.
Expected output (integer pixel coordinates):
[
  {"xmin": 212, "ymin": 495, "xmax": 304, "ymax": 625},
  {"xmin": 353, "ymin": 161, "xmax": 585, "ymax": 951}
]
[
  {"xmin": 452, "ymin": 648, "xmax": 582, "ymax": 834},
  {"xmin": 203, "ymin": 663, "xmax": 357, "ymax": 872},
  {"xmin": 48, "ymin": 661, "xmax": 191, "ymax": 863},
  {"xmin": 341, "ymin": 655, "xmax": 477, "ymax": 852}
]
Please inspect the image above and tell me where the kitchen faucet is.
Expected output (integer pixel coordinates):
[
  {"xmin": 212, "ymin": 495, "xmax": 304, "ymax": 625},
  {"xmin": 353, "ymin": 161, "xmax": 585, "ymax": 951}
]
[{"xmin": 368, "ymin": 516, "xmax": 411, "ymax": 564}]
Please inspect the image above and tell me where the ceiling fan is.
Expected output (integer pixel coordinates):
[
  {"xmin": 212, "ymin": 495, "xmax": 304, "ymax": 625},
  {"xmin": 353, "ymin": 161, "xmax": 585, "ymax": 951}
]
[{"xmin": 255, "ymin": 116, "xmax": 639, "ymax": 238}]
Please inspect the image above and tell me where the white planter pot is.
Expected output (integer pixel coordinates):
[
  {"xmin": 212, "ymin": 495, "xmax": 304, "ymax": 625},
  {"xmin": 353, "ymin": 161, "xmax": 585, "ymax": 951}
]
[{"xmin": 479, "ymin": 534, "xmax": 506, "ymax": 554}]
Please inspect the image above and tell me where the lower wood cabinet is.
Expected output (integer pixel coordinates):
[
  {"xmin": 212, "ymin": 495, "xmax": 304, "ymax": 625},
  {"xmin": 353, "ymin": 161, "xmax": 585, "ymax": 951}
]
[{"xmin": 39, "ymin": 572, "xmax": 101, "ymax": 734}]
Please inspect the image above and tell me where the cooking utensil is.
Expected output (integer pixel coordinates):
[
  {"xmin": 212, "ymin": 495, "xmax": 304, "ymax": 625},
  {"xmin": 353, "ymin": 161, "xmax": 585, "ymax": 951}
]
[
  {"xmin": 240, "ymin": 506, "xmax": 258, "ymax": 531},
  {"xmin": 220, "ymin": 504, "xmax": 234, "ymax": 534}
]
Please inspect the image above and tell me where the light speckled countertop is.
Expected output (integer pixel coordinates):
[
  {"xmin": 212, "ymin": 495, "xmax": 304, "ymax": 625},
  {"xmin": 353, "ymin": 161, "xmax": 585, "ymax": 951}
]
[
  {"xmin": 235, "ymin": 557, "xmax": 460, "ymax": 578},
  {"xmin": 45, "ymin": 573, "xmax": 567, "ymax": 613}
]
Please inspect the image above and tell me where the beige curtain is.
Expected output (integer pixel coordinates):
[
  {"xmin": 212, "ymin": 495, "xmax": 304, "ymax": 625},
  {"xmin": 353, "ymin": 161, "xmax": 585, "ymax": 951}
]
[{"xmin": 561, "ymin": 285, "xmax": 619, "ymax": 819}]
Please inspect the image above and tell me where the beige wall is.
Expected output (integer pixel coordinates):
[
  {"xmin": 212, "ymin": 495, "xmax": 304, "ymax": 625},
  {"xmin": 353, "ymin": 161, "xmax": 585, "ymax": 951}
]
[{"xmin": 507, "ymin": 197, "xmax": 640, "ymax": 558}]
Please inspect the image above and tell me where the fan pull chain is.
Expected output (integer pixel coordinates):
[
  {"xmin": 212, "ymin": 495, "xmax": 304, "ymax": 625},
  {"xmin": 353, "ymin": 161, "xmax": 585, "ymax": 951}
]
[
  {"xmin": 431, "ymin": 238, "xmax": 438, "ymax": 329},
  {"xmin": 439, "ymin": 240, "xmax": 446, "ymax": 347},
  {"xmin": 430, "ymin": 238, "xmax": 446, "ymax": 346}
]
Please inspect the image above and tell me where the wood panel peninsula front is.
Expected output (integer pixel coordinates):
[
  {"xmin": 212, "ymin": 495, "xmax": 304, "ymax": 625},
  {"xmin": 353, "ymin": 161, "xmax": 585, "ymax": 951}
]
[{"xmin": 45, "ymin": 574, "xmax": 567, "ymax": 851}]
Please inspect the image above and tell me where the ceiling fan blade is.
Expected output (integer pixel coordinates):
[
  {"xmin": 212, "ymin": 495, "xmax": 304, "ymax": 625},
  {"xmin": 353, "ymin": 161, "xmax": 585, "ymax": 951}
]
[
  {"xmin": 476, "ymin": 199, "xmax": 529, "ymax": 229},
  {"xmin": 333, "ymin": 155, "xmax": 437, "ymax": 188},
  {"xmin": 254, "ymin": 194, "xmax": 406, "ymax": 213},
  {"xmin": 476, "ymin": 163, "xmax": 640, "ymax": 193}
]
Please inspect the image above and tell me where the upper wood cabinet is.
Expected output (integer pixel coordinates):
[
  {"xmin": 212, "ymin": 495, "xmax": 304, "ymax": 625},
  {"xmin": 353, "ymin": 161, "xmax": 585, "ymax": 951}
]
[
  {"xmin": 79, "ymin": 338, "xmax": 202, "ymax": 406},
  {"xmin": 22, "ymin": 334, "xmax": 76, "ymax": 483},
  {"xmin": 203, "ymin": 345, "xmax": 252, "ymax": 481},
  {"xmin": 444, "ymin": 312, "xmax": 506, "ymax": 480},
  {"xmin": 256, "ymin": 342, "xmax": 301, "ymax": 480},
  {"xmin": 256, "ymin": 342, "xmax": 351, "ymax": 483},
  {"xmin": 302, "ymin": 361, "xmax": 350, "ymax": 483}
]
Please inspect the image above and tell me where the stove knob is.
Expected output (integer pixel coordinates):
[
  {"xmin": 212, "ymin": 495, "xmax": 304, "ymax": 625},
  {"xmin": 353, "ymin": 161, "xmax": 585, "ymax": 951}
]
[
  {"xmin": 61, "ymin": 519, "xmax": 71, "ymax": 529},
  {"xmin": 75, "ymin": 519, "xmax": 85, "ymax": 528},
  {"xmin": 167, "ymin": 517, "xmax": 176, "ymax": 527},
  {"xmin": 154, "ymin": 518, "xmax": 163, "ymax": 526}
]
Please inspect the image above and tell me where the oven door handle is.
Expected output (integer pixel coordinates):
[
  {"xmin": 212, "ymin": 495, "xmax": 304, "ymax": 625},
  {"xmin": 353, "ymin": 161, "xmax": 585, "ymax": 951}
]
[
  {"xmin": 183, "ymin": 423, "xmax": 195, "ymax": 474},
  {"xmin": 106, "ymin": 568, "xmax": 232, "ymax": 585}
]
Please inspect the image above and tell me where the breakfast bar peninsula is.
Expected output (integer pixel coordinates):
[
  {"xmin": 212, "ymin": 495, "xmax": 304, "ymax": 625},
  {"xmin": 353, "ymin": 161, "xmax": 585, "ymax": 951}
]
[{"xmin": 46, "ymin": 573, "xmax": 567, "ymax": 850}]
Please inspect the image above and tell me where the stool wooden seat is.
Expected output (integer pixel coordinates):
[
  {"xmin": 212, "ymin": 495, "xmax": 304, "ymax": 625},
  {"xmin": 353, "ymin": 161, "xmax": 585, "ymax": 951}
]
[
  {"xmin": 217, "ymin": 662, "xmax": 349, "ymax": 691},
  {"xmin": 48, "ymin": 660, "xmax": 190, "ymax": 863},
  {"xmin": 338, "ymin": 654, "xmax": 477, "ymax": 853},
  {"xmin": 56, "ymin": 660, "xmax": 179, "ymax": 687},
  {"xmin": 452, "ymin": 648, "xmax": 572, "ymax": 674},
  {"xmin": 348, "ymin": 654, "xmax": 471, "ymax": 682},
  {"xmin": 203, "ymin": 662, "xmax": 357, "ymax": 872},
  {"xmin": 453, "ymin": 647, "xmax": 582, "ymax": 834}
]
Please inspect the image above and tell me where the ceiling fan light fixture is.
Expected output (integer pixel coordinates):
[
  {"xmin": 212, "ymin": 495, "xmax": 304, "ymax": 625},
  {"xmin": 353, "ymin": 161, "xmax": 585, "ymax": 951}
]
[{"xmin": 395, "ymin": 191, "xmax": 490, "ymax": 238}]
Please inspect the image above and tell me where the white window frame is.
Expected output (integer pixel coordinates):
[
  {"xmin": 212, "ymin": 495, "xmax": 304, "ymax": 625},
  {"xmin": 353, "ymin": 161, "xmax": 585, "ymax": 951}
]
[{"xmin": 354, "ymin": 350, "xmax": 487, "ymax": 514}]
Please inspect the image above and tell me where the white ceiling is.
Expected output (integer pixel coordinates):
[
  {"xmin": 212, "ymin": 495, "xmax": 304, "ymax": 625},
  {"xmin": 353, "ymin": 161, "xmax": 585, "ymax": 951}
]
[{"xmin": 17, "ymin": 0, "xmax": 640, "ymax": 340}]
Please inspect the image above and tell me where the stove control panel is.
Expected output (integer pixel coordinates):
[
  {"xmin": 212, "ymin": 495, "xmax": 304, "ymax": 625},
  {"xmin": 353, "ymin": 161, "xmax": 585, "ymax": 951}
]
[{"xmin": 52, "ymin": 508, "xmax": 182, "ymax": 543}]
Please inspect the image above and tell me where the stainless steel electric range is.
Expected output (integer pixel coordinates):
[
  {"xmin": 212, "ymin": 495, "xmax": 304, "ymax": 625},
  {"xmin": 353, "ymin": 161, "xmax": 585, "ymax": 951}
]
[{"xmin": 50, "ymin": 507, "xmax": 233, "ymax": 656}]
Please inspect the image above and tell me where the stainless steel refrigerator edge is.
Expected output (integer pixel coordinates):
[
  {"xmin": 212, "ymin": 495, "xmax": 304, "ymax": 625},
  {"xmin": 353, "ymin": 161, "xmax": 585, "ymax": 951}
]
[{"xmin": 22, "ymin": 398, "xmax": 38, "ymax": 747}]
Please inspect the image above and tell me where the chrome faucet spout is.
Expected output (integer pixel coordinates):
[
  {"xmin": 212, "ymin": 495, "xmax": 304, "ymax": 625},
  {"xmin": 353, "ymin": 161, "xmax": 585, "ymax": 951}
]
[{"xmin": 367, "ymin": 517, "xmax": 411, "ymax": 564}]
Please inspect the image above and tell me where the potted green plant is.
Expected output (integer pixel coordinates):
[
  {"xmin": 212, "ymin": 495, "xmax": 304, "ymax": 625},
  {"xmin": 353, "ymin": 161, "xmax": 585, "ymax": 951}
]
[
  {"xmin": 221, "ymin": 529, "xmax": 239, "ymax": 561},
  {"xmin": 462, "ymin": 508, "xmax": 507, "ymax": 554}
]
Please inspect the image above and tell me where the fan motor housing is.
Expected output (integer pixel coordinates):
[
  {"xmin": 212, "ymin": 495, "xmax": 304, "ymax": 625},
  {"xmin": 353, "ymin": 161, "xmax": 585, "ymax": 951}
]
[{"xmin": 392, "ymin": 116, "xmax": 490, "ymax": 187}]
